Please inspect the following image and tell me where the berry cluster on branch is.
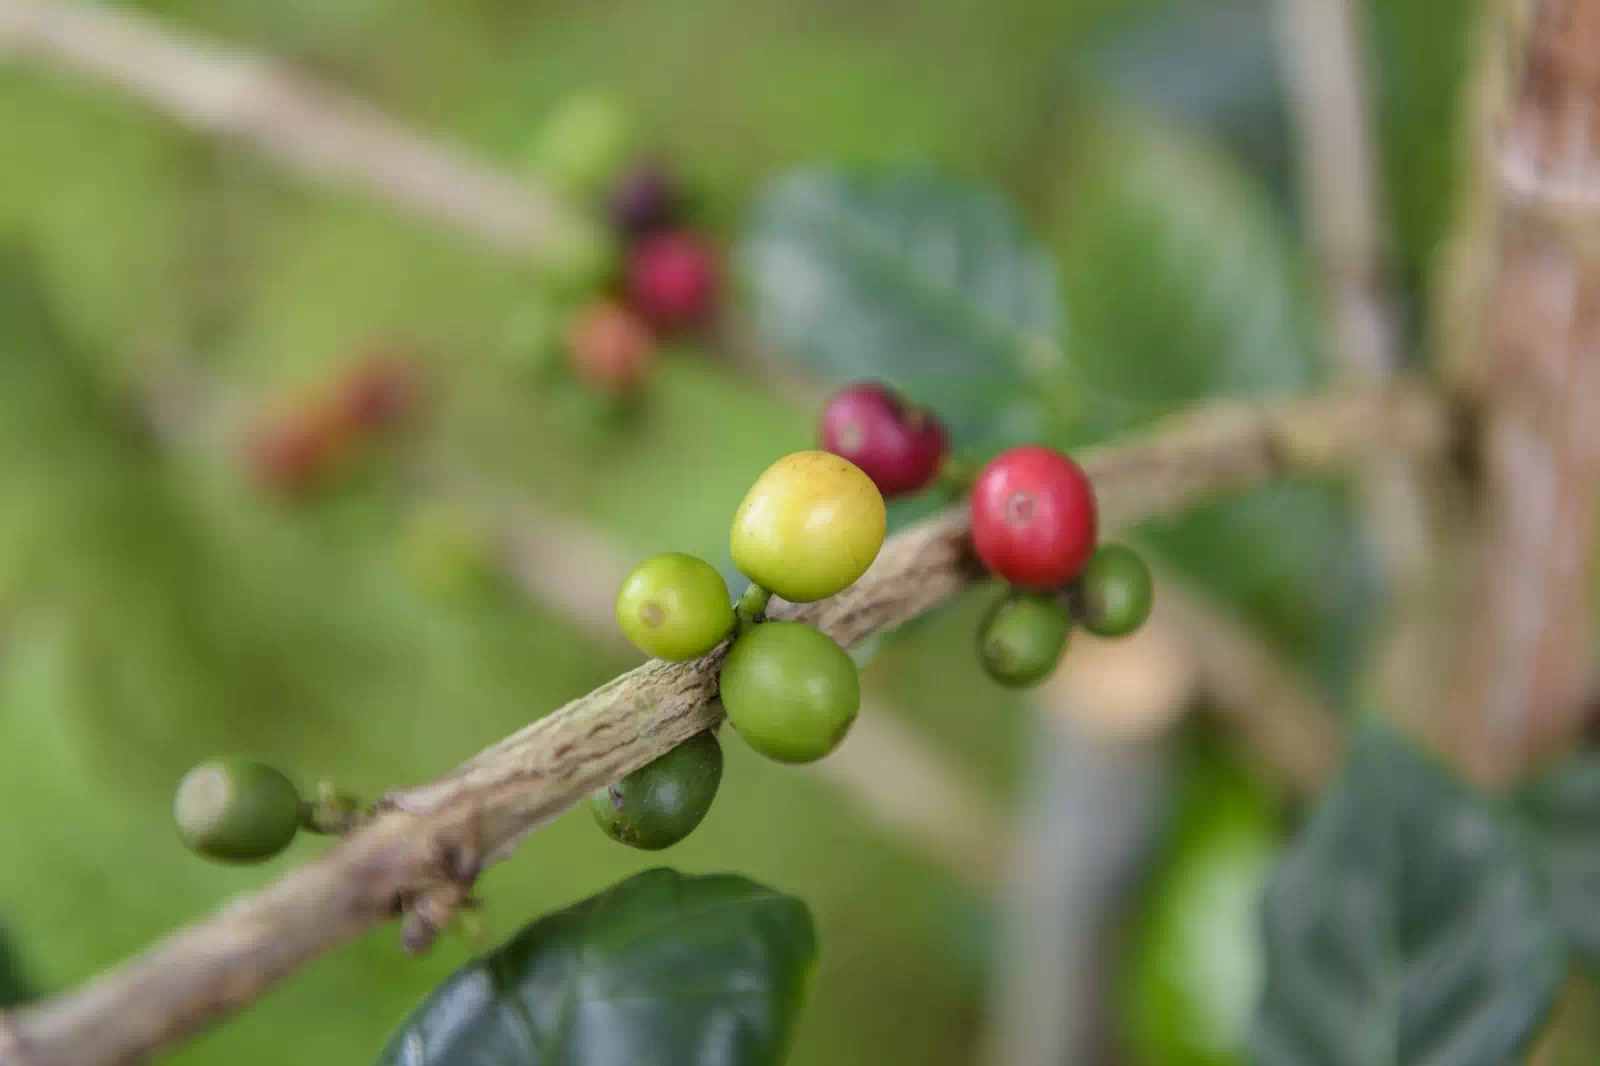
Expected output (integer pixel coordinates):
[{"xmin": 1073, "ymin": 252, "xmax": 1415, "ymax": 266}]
[{"xmin": 0, "ymin": 383, "xmax": 1446, "ymax": 1066}]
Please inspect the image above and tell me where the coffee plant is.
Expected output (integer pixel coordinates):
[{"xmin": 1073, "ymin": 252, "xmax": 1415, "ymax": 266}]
[{"xmin": 1, "ymin": 3, "xmax": 1598, "ymax": 1066}]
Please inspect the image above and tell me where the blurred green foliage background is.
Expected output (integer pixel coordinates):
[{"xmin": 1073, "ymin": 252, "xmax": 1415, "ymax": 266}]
[{"xmin": 0, "ymin": 0, "xmax": 1475, "ymax": 1063}]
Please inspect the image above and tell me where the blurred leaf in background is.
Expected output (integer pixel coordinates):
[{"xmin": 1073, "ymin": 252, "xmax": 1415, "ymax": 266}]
[
  {"xmin": 1066, "ymin": 0, "xmax": 1295, "ymax": 209},
  {"xmin": 1253, "ymin": 726, "xmax": 1565, "ymax": 1066},
  {"xmin": 1518, "ymin": 754, "xmax": 1600, "ymax": 967},
  {"xmin": 740, "ymin": 165, "xmax": 1065, "ymax": 450},
  {"xmin": 1047, "ymin": 118, "xmax": 1372, "ymax": 699}
]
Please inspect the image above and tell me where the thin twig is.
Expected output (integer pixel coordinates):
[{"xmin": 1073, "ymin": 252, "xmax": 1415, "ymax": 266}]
[
  {"xmin": 1273, "ymin": 0, "xmax": 1398, "ymax": 385},
  {"xmin": 0, "ymin": 383, "xmax": 1449, "ymax": 1066},
  {"xmin": 1274, "ymin": 0, "xmax": 1440, "ymax": 746},
  {"xmin": 0, "ymin": 0, "xmax": 828, "ymax": 396},
  {"xmin": 0, "ymin": 0, "xmax": 581, "ymax": 260}
]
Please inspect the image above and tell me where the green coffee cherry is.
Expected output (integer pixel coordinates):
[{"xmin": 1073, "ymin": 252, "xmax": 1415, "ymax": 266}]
[
  {"xmin": 730, "ymin": 451, "xmax": 886, "ymax": 603},
  {"xmin": 615, "ymin": 553, "xmax": 735, "ymax": 661},
  {"xmin": 398, "ymin": 504, "xmax": 494, "ymax": 601},
  {"xmin": 978, "ymin": 593, "xmax": 1070, "ymax": 689},
  {"xmin": 720, "ymin": 621, "xmax": 860, "ymax": 763},
  {"xmin": 173, "ymin": 758, "xmax": 303, "ymax": 864},
  {"xmin": 588, "ymin": 730, "xmax": 723, "ymax": 850},
  {"xmin": 498, "ymin": 299, "xmax": 564, "ymax": 381},
  {"xmin": 535, "ymin": 221, "xmax": 618, "ymax": 298},
  {"xmin": 528, "ymin": 92, "xmax": 633, "ymax": 199},
  {"xmin": 1079, "ymin": 542, "xmax": 1154, "ymax": 638}
]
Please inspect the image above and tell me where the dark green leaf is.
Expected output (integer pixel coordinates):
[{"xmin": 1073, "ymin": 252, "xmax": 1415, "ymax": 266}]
[
  {"xmin": 738, "ymin": 165, "xmax": 1064, "ymax": 443},
  {"xmin": 0, "ymin": 927, "xmax": 31, "ymax": 1007},
  {"xmin": 1518, "ymin": 755, "xmax": 1600, "ymax": 964},
  {"xmin": 373, "ymin": 868, "xmax": 816, "ymax": 1066},
  {"xmin": 1050, "ymin": 123, "xmax": 1371, "ymax": 693},
  {"xmin": 1253, "ymin": 727, "xmax": 1565, "ymax": 1066}
]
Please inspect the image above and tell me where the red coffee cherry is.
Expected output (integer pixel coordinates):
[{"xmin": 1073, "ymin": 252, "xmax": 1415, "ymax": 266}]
[
  {"xmin": 817, "ymin": 382, "xmax": 949, "ymax": 499},
  {"xmin": 969, "ymin": 445, "xmax": 1097, "ymax": 591},
  {"xmin": 332, "ymin": 351, "xmax": 422, "ymax": 435},
  {"xmin": 565, "ymin": 300, "xmax": 655, "ymax": 393},
  {"xmin": 245, "ymin": 403, "xmax": 345, "ymax": 498},
  {"xmin": 626, "ymin": 231, "xmax": 717, "ymax": 330}
]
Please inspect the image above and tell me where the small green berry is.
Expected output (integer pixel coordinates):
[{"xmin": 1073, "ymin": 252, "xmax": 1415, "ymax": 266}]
[
  {"xmin": 720, "ymin": 621, "xmax": 860, "ymax": 763},
  {"xmin": 527, "ymin": 91, "xmax": 633, "ymax": 199},
  {"xmin": 730, "ymin": 450, "xmax": 886, "ymax": 603},
  {"xmin": 498, "ymin": 299, "xmax": 564, "ymax": 381},
  {"xmin": 978, "ymin": 593, "xmax": 1070, "ymax": 689},
  {"xmin": 398, "ymin": 504, "xmax": 494, "ymax": 600},
  {"xmin": 535, "ymin": 221, "xmax": 619, "ymax": 298},
  {"xmin": 615, "ymin": 552, "xmax": 735, "ymax": 661},
  {"xmin": 173, "ymin": 758, "xmax": 303, "ymax": 864},
  {"xmin": 1079, "ymin": 542, "xmax": 1155, "ymax": 638},
  {"xmin": 588, "ymin": 730, "xmax": 723, "ymax": 850}
]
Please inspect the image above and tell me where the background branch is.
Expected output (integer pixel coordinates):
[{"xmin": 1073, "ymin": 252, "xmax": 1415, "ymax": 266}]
[
  {"xmin": 1436, "ymin": 0, "xmax": 1600, "ymax": 784},
  {"xmin": 0, "ymin": 0, "xmax": 799, "ymax": 391},
  {"xmin": 0, "ymin": 383, "xmax": 1447, "ymax": 1066},
  {"xmin": 1273, "ymin": 0, "xmax": 1399, "ymax": 385},
  {"xmin": 1273, "ymin": 0, "xmax": 1440, "ymax": 746},
  {"xmin": 0, "ymin": 0, "xmax": 579, "ymax": 260}
]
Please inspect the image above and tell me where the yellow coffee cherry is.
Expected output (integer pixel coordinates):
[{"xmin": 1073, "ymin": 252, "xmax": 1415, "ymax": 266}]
[{"xmin": 730, "ymin": 451, "xmax": 886, "ymax": 603}]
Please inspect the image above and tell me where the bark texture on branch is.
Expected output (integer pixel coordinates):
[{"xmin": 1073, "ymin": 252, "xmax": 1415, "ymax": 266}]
[
  {"xmin": 1438, "ymin": 0, "xmax": 1600, "ymax": 784},
  {"xmin": 0, "ymin": 384, "xmax": 1448, "ymax": 1066}
]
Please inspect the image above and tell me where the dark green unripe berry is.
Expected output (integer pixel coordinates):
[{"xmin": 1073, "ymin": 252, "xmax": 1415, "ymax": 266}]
[
  {"xmin": 588, "ymin": 730, "xmax": 723, "ymax": 850},
  {"xmin": 615, "ymin": 553, "xmax": 735, "ymax": 661},
  {"xmin": 173, "ymin": 758, "xmax": 303, "ymax": 864},
  {"xmin": 978, "ymin": 593, "xmax": 1070, "ymax": 688},
  {"xmin": 720, "ymin": 621, "xmax": 860, "ymax": 764},
  {"xmin": 1078, "ymin": 542, "xmax": 1155, "ymax": 638}
]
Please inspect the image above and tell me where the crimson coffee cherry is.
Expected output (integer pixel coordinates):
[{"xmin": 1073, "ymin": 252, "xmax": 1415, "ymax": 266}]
[
  {"xmin": 1078, "ymin": 542, "xmax": 1154, "ymax": 638},
  {"xmin": 588, "ymin": 730, "xmax": 723, "ymax": 850},
  {"xmin": 245, "ymin": 404, "xmax": 345, "ymax": 498},
  {"xmin": 333, "ymin": 352, "xmax": 421, "ymax": 434},
  {"xmin": 818, "ymin": 382, "xmax": 949, "ymax": 498},
  {"xmin": 627, "ymin": 231, "xmax": 717, "ymax": 330},
  {"xmin": 970, "ymin": 445, "xmax": 1098, "ymax": 591},
  {"xmin": 565, "ymin": 300, "xmax": 655, "ymax": 393},
  {"xmin": 174, "ymin": 759, "xmax": 303, "ymax": 864}
]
